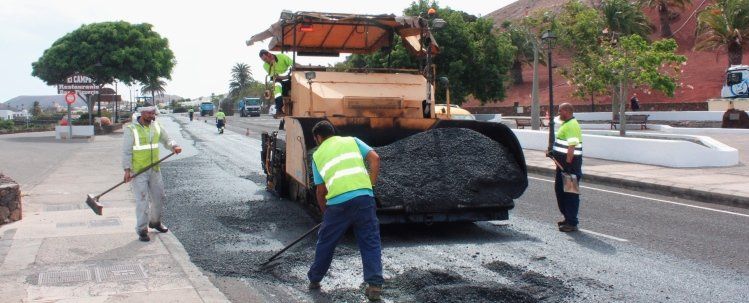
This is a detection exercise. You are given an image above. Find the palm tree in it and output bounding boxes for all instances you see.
[601,0,653,39]
[140,77,167,106]
[640,0,691,37]
[229,63,253,98]
[695,0,749,66]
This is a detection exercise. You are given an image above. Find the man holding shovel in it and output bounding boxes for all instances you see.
[307,121,383,301]
[123,106,182,242]
[549,103,583,232]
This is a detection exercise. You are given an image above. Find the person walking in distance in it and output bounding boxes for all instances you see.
[215,109,226,134]
[550,103,583,232]
[123,106,182,242]
[188,108,194,121]
[307,121,384,301]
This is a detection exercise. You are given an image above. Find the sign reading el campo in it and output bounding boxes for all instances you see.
[57,74,98,95]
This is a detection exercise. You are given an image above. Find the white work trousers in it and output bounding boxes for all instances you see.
[131,169,166,233]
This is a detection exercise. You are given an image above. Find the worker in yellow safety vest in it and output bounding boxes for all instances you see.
[549,103,583,232]
[123,106,182,242]
[215,110,226,134]
[259,49,293,118]
[306,121,383,301]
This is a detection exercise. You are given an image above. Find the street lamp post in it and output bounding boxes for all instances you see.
[541,30,557,153]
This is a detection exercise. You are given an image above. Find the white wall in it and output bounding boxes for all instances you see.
[513,129,739,167]
[0,110,13,120]
[574,111,724,122]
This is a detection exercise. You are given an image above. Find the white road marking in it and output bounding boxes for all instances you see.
[579,229,629,242]
[528,176,749,218]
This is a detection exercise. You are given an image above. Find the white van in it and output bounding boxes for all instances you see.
[721,65,749,98]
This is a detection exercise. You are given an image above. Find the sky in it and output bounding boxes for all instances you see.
[0,0,514,103]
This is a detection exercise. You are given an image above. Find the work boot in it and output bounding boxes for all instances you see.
[558,224,579,232]
[308,281,321,290]
[557,220,566,227]
[138,230,150,242]
[365,284,382,301]
[149,222,169,233]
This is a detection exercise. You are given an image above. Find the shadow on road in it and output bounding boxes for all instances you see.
[379,221,541,248]
[566,231,617,255]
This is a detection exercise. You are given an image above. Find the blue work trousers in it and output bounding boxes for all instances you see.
[308,195,384,286]
[555,156,583,226]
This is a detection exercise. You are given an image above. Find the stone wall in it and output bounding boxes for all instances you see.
[0,174,22,225]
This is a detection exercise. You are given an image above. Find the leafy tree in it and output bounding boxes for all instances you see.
[31,101,42,118]
[31,21,175,123]
[600,0,652,39]
[343,1,516,104]
[502,21,537,85]
[141,77,167,106]
[556,1,608,110]
[695,0,749,66]
[598,35,685,135]
[640,0,691,37]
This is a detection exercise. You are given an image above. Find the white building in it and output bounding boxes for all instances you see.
[0,110,13,120]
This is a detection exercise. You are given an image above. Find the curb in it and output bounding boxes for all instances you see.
[159,231,230,302]
[526,165,749,209]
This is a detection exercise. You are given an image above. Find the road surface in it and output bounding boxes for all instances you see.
[158,113,749,302]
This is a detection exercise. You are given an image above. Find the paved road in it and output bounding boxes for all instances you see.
[157,114,748,302]
[189,112,281,137]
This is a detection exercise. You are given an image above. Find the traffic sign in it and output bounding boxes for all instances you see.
[65,91,77,105]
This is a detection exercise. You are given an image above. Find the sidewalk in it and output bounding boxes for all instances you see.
[0,131,229,302]
[524,149,749,208]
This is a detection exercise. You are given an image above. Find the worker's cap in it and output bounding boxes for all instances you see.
[138,106,157,113]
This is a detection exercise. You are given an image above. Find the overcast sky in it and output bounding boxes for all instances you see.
[0,0,514,103]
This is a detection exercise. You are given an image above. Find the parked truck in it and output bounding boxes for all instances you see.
[239,97,262,117]
[248,11,527,224]
[200,102,215,116]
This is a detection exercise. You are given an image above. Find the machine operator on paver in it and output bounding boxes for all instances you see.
[247,11,528,224]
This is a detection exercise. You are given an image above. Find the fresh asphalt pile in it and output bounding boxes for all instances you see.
[374,127,525,211]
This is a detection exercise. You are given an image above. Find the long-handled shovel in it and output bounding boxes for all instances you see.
[259,222,322,269]
[85,152,176,215]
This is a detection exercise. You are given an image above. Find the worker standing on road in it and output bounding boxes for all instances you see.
[259,49,293,118]
[307,121,383,301]
[550,103,583,232]
[188,108,194,121]
[123,106,182,242]
[215,110,226,134]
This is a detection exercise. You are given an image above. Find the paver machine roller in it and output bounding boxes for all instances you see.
[248,11,528,224]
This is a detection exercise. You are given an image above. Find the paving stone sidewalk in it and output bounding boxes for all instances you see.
[0,131,229,303]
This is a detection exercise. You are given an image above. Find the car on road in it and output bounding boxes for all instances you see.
[435,104,475,120]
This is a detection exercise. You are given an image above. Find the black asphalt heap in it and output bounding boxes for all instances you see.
[374,128,525,212]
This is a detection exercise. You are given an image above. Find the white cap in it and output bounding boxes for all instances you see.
[138,106,156,113]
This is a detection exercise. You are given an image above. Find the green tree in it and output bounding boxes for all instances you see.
[344,1,516,104]
[695,0,749,66]
[601,0,652,39]
[141,77,167,106]
[556,1,608,110]
[599,35,686,135]
[31,101,42,118]
[31,21,175,123]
